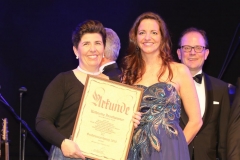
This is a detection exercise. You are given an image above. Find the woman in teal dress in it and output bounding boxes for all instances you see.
[122,12,203,160]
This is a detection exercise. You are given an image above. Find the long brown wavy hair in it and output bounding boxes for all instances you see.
[121,12,174,85]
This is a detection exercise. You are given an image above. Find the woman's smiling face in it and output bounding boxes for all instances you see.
[74,33,104,70]
[137,19,161,56]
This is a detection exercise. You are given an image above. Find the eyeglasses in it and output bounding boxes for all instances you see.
[180,45,206,53]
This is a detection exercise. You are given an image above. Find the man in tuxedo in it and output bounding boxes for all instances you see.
[177,27,230,160]
[227,77,240,160]
[100,28,121,81]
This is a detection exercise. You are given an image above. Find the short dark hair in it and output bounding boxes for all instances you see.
[178,27,209,48]
[72,20,106,48]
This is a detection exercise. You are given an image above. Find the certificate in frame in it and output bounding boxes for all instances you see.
[72,75,143,160]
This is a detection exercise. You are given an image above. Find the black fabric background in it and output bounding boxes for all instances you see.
[0,1,240,159]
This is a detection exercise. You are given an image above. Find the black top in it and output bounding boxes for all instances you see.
[35,71,118,148]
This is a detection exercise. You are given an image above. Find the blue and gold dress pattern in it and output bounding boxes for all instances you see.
[128,82,190,160]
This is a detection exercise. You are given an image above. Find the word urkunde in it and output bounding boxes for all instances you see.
[92,91,130,115]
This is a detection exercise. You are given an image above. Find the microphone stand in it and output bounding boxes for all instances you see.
[22,129,27,160]
[19,87,27,160]
[0,87,49,158]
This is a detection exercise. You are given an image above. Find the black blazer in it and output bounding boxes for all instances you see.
[227,77,240,160]
[180,73,230,160]
[102,62,122,82]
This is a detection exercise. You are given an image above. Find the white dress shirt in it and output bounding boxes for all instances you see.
[194,70,206,118]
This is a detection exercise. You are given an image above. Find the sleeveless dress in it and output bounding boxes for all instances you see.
[128,82,190,160]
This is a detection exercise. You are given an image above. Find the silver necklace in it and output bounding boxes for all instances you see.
[77,66,101,75]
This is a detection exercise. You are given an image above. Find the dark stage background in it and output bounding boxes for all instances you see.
[0,1,240,159]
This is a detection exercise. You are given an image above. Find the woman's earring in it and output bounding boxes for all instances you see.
[103,54,105,58]
[136,46,140,51]
[76,55,79,59]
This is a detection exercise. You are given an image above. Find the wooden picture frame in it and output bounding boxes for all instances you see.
[72,75,143,160]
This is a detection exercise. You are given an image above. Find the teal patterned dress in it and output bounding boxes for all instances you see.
[128,83,190,160]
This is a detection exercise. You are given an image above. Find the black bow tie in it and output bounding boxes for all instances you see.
[193,73,203,84]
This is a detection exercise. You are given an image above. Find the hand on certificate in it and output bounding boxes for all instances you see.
[61,139,85,159]
[133,111,142,128]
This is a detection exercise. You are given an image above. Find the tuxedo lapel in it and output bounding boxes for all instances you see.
[102,63,118,74]
[199,73,214,132]
[180,73,214,127]
[229,77,240,126]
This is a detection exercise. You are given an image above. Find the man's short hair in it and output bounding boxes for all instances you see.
[104,28,121,61]
[178,27,209,48]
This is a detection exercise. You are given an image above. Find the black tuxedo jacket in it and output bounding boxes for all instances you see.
[180,73,230,160]
[102,62,122,82]
[227,77,240,160]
